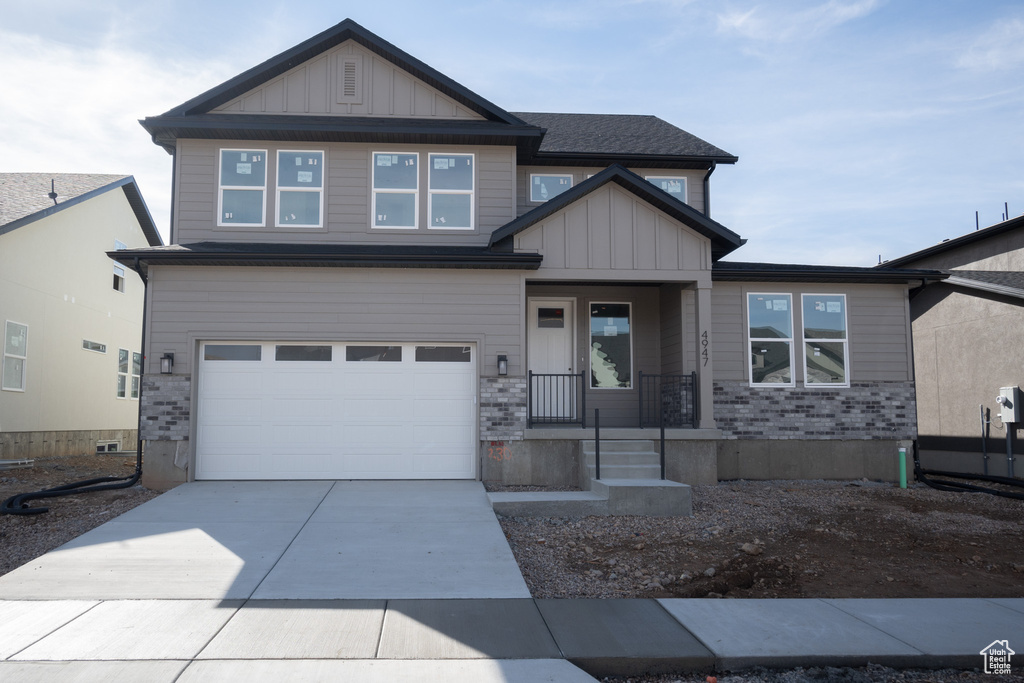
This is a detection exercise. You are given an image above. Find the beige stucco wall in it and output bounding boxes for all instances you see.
[0,189,148,433]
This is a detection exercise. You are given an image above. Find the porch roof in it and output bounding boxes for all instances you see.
[713,261,947,284]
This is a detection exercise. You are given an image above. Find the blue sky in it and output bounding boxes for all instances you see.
[1,0,1021,265]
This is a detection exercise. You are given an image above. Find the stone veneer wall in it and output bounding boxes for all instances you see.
[714,380,916,440]
[140,375,191,442]
[479,376,528,441]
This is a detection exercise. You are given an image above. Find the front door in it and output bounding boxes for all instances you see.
[527,298,576,420]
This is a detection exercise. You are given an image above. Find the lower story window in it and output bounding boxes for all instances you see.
[590,302,631,388]
[2,321,28,392]
[118,349,141,399]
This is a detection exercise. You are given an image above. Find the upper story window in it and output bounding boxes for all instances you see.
[646,176,687,203]
[2,321,28,392]
[429,154,474,230]
[530,174,572,203]
[748,293,794,386]
[277,151,324,227]
[117,349,142,399]
[113,240,127,292]
[219,149,267,226]
[372,152,418,229]
[802,294,848,386]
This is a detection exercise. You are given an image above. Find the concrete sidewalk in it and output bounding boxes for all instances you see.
[0,482,1021,680]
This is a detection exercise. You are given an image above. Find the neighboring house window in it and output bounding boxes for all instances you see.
[372,152,418,228]
[82,340,107,353]
[748,293,794,386]
[113,264,126,292]
[530,174,572,202]
[2,321,28,392]
[277,151,324,227]
[590,303,632,389]
[803,294,848,386]
[219,149,267,226]
[646,176,687,203]
[117,349,142,399]
[428,153,474,229]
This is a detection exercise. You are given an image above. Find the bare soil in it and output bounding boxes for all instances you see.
[0,454,159,576]
[496,479,1024,600]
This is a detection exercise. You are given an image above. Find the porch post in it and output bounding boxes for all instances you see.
[695,283,716,429]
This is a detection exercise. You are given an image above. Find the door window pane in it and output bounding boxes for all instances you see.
[204,345,262,361]
[275,345,332,361]
[346,346,402,362]
[415,346,471,362]
[538,308,564,328]
[590,303,631,388]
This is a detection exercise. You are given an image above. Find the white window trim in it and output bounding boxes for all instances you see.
[801,293,850,388]
[2,320,28,392]
[113,263,126,293]
[427,153,475,231]
[218,148,268,227]
[747,292,796,388]
[529,173,573,203]
[275,150,325,228]
[645,175,688,204]
[589,301,633,390]
[372,151,419,230]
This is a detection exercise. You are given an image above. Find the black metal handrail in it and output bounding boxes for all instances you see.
[639,371,698,429]
[528,371,585,428]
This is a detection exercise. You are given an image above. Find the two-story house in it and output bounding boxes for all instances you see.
[117,19,939,490]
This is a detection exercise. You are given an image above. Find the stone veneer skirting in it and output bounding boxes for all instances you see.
[140,375,191,442]
[713,380,916,440]
[479,377,528,442]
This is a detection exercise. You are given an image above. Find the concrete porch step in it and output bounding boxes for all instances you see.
[488,478,691,518]
[585,463,662,480]
[581,440,655,454]
[487,490,608,517]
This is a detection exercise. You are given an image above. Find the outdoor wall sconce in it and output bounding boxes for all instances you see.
[160,353,174,374]
[497,354,508,376]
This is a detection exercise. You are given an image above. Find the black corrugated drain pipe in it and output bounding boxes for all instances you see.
[1,258,148,515]
[913,440,1024,501]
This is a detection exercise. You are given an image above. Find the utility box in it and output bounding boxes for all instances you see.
[996,386,1022,423]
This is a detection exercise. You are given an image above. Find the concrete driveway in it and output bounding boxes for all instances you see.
[0,480,531,600]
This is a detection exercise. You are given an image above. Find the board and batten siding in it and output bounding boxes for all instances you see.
[516,167,706,218]
[514,184,712,281]
[211,39,484,120]
[145,266,524,377]
[174,140,515,246]
[710,282,914,383]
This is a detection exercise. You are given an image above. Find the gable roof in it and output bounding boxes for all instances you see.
[0,173,162,246]
[489,164,744,260]
[882,213,1024,268]
[512,112,737,167]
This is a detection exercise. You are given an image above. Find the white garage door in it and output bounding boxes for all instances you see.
[196,342,476,480]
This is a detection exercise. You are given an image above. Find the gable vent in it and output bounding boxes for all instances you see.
[336,54,363,105]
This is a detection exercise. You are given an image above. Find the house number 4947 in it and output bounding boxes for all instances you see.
[701,330,709,366]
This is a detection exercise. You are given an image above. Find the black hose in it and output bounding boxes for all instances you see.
[914,443,1024,501]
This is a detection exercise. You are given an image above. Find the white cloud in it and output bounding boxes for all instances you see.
[0,30,236,243]
[957,17,1024,71]
[717,0,883,42]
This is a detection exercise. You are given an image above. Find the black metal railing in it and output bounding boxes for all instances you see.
[639,371,699,429]
[527,371,586,428]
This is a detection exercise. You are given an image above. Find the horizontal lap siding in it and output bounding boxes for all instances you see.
[175,140,514,246]
[711,282,912,383]
[148,266,523,376]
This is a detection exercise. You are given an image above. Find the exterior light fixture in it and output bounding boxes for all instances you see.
[497,354,508,376]
[160,353,174,374]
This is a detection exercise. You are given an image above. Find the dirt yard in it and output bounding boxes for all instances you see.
[495,479,1024,600]
[0,455,159,577]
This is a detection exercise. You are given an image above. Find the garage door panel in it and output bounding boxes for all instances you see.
[197,341,476,480]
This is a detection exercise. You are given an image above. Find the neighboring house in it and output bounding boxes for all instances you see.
[0,174,162,459]
[117,19,939,490]
[884,214,1023,477]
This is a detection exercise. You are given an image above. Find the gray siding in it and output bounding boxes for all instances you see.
[146,266,523,377]
[212,40,484,120]
[659,284,682,375]
[516,166,706,217]
[514,184,712,281]
[711,282,913,383]
[174,140,515,246]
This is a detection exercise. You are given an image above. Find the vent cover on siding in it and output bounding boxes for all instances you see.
[336,54,363,104]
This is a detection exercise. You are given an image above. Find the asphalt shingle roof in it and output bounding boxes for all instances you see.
[946,270,1024,297]
[511,112,736,160]
[0,173,128,228]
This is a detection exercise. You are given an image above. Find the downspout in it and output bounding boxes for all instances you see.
[702,161,717,218]
[1,259,148,514]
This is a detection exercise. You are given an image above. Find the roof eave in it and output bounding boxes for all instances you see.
[524,151,739,168]
[881,213,1024,267]
[713,264,948,284]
